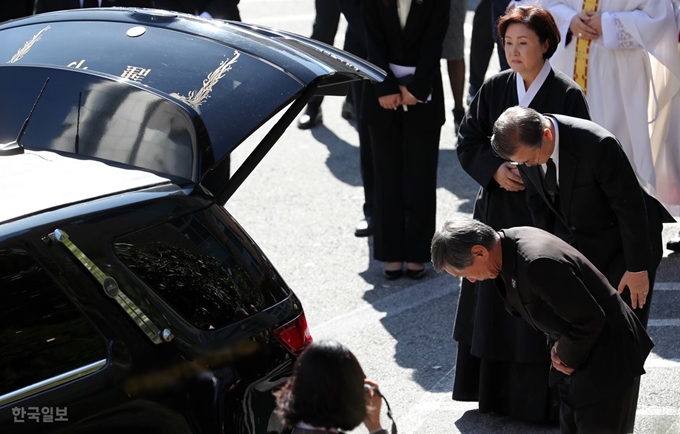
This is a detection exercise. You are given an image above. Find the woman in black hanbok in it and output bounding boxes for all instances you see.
[454,5,590,422]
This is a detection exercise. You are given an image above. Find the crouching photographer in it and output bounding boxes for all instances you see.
[274,340,396,434]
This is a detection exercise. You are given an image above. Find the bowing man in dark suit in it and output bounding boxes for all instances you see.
[431,218,654,434]
[490,106,675,329]
[34,0,153,13]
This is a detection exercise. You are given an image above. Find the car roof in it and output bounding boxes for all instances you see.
[0,8,385,205]
[0,150,173,225]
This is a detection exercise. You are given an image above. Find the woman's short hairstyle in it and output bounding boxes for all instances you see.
[431,217,498,272]
[275,340,367,431]
[497,5,561,59]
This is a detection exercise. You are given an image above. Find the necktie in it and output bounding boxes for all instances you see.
[544,158,558,202]
[83,0,99,8]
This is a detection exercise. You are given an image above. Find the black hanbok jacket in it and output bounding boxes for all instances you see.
[361,0,449,127]
[498,227,653,407]
[520,115,675,324]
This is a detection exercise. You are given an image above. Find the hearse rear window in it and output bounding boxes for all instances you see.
[114,208,289,330]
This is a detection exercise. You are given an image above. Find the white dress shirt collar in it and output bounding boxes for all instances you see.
[541,115,560,185]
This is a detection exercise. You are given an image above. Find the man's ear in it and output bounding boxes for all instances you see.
[544,127,553,142]
[471,245,487,258]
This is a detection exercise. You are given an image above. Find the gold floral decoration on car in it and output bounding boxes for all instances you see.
[170,50,240,108]
[7,25,52,64]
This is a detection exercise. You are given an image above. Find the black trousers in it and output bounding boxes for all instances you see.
[350,81,374,219]
[491,0,510,71]
[369,110,440,263]
[306,0,341,112]
[558,376,636,434]
[468,0,494,96]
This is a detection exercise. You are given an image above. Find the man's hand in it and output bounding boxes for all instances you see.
[398,85,418,105]
[363,380,383,432]
[551,341,575,376]
[378,93,402,110]
[493,163,525,192]
[618,270,650,309]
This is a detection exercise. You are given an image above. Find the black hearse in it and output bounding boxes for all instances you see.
[0,8,383,433]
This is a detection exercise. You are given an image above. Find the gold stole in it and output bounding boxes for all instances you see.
[573,0,600,94]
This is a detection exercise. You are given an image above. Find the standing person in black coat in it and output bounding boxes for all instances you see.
[296,0,342,129]
[151,0,241,20]
[363,0,449,280]
[338,0,375,238]
[34,0,153,12]
[1,1,33,21]
[431,218,654,434]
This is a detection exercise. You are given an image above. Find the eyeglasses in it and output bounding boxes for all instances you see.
[500,143,543,167]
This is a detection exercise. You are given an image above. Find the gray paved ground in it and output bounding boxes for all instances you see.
[228,1,680,432]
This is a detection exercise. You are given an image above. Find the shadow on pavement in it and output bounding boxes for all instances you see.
[454,409,559,433]
[437,148,478,214]
[310,123,363,187]
[358,241,460,398]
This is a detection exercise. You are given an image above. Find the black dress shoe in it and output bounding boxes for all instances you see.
[354,217,373,237]
[383,268,403,280]
[668,235,680,252]
[297,107,322,130]
[406,268,426,280]
[341,100,356,121]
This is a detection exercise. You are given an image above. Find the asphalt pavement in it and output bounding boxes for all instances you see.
[227,1,680,433]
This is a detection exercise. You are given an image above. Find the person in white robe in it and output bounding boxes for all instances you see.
[652,0,680,250]
[541,0,680,196]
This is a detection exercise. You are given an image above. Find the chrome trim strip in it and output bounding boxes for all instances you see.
[50,229,164,344]
[0,359,106,406]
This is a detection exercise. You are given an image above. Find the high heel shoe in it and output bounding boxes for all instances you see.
[406,268,426,280]
[383,268,403,280]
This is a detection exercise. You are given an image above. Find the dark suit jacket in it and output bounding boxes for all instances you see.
[521,115,674,290]
[362,0,449,126]
[34,0,153,13]
[498,227,653,407]
[151,0,240,20]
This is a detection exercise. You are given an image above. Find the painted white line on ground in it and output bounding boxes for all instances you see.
[412,400,478,412]
[654,282,680,290]
[645,358,680,368]
[636,406,680,416]
[313,275,457,335]
[400,365,458,432]
[648,319,680,327]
